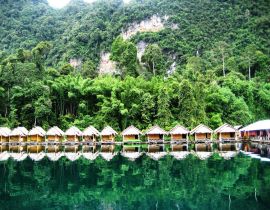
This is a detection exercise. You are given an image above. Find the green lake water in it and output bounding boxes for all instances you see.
[0,150,270,210]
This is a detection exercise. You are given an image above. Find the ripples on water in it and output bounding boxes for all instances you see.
[0,142,270,210]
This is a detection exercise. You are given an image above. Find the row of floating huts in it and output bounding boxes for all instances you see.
[0,120,269,143]
[0,123,241,143]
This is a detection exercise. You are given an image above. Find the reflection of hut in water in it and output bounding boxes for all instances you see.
[171,143,188,152]
[100,145,116,161]
[122,145,141,152]
[169,125,189,142]
[82,145,97,153]
[190,124,213,141]
[215,123,238,141]
[121,125,142,143]
[195,143,212,152]
[219,143,236,151]
[145,125,167,143]
[28,126,46,142]
[101,145,115,153]
[64,145,79,152]
[0,127,11,143]
[65,126,82,142]
[9,145,27,153]
[47,145,60,153]
[100,126,118,142]
[46,126,64,142]
[9,127,28,142]
[27,145,44,153]
[148,144,164,153]
[82,126,99,142]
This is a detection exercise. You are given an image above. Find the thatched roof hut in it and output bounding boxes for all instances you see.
[169,125,189,141]
[0,127,11,137]
[65,126,82,141]
[28,126,46,136]
[65,126,82,136]
[215,123,238,140]
[145,125,167,142]
[10,127,28,136]
[82,126,100,142]
[47,126,64,136]
[100,126,118,136]
[121,125,142,142]
[190,124,213,141]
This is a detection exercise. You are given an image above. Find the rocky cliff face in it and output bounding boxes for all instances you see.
[99,15,166,75]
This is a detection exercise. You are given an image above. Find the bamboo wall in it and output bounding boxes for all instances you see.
[47,135,62,141]
[9,136,27,142]
[0,136,8,142]
[102,135,115,141]
[147,134,163,140]
[123,135,138,141]
[28,135,45,142]
[66,135,80,141]
[219,132,236,140]
[195,133,211,140]
[83,135,96,141]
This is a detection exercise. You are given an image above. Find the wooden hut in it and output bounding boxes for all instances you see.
[82,126,99,142]
[28,126,46,142]
[100,126,118,142]
[0,127,11,143]
[65,126,82,142]
[9,127,28,142]
[240,119,270,141]
[190,124,213,141]
[145,125,167,143]
[121,125,142,143]
[46,126,64,142]
[215,123,238,141]
[169,125,189,142]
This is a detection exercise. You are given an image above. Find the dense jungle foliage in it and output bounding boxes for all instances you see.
[0,0,269,131]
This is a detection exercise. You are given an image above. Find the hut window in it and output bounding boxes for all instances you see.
[230,133,234,138]
[159,134,163,139]
[182,134,187,139]
[135,135,138,139]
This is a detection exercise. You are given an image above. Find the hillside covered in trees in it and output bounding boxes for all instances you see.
[0,0,269,131]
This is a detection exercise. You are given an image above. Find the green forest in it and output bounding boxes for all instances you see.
[0,0,269,131]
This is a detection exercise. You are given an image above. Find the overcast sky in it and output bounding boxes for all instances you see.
[47,0,131,9]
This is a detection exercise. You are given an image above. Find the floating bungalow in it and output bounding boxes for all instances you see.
[46,126,64,142]
[121,125,142,143]
[169,125,189,142]
[82,126,99,142]
[0,127,11,143]
[145,125,167,143]
[100,126,118,142]
[215,123,238,141]
[190,124,213,141]
[9,127,28,142]
[28,126,46,142]
[65,126,82,142]
[240,119,270,141]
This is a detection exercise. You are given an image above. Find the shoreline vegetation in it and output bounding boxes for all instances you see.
[0,0,269,132]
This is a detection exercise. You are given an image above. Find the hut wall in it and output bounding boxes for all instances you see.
[27,145,43,153]
[28,135,44,142]
[66,135,79,141]
[47,145,60,152]
[10,136,26,142]
[220,132,236,140]
[147,134,162,140]
[0,136,8,142]
[123,135,138,141]
[171,134,187,140]
[195,133,211,140]
[83,135,95,141]
[102,135,114,141]
[47,135,62,141]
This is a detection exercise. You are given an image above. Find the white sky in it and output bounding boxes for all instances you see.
[47,0,131,9]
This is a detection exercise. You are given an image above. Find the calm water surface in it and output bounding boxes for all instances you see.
[0,143,270,210]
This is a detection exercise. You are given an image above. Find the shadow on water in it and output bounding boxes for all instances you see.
[0,142,270,210]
